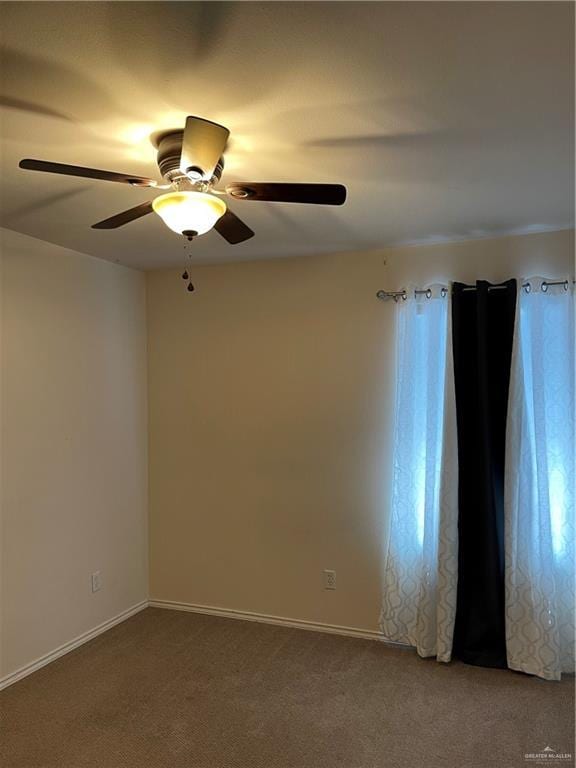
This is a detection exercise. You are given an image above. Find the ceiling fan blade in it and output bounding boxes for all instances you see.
[225,183,347,205]
[180,117,229,181]
[91,201,155,229]
[214,209,255,244]
[19,159,158,187]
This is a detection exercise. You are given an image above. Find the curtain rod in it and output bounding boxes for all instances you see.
[376,279,575,302]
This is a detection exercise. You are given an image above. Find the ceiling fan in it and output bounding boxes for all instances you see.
[18,115,347,246]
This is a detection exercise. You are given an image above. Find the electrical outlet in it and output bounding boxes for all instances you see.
[91,571,102,593]
[323,569,336,590]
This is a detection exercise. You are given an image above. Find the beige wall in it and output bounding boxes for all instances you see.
[1,227,571,680]
[148,229,574,632]
[0,229,148,679]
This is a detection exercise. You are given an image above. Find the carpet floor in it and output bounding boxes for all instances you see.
[0,607,574,768]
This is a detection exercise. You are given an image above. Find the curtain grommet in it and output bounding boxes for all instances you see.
[541,281,548,293]
[524,282,531,294]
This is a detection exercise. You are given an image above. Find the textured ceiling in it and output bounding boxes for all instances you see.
[0,1,573,269]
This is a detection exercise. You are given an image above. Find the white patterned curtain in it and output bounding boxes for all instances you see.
[380,285,458,661]
[505,278,575,680]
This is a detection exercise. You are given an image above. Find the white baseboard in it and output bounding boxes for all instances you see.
[0,599,405,691]
[0,600,148,692]
[148,598,396,645]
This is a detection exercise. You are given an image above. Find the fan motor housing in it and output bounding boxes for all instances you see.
[155,130,223,185]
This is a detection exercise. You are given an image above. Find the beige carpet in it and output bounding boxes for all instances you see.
[0,607,573,768]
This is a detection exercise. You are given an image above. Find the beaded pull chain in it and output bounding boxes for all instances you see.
[181,231,196,293]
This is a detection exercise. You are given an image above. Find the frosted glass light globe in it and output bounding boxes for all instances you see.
[152,191,226,235]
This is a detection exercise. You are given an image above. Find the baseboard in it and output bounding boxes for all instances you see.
[148,598,397,645]
[0,599,405,691]
[0,599,148,692]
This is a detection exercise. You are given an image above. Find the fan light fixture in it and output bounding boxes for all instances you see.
[152,191,227,236]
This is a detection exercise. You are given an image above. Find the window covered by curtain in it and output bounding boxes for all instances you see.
[451,280,517,669]
[505,278,575,680]
[380,285,458,661]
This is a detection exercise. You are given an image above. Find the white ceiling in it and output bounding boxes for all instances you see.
[0,1,573,270]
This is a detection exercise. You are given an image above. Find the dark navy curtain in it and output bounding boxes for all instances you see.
[451,279,517,668]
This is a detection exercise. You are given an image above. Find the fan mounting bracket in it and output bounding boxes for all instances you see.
[128,179,155,187]
[228,186,256,199]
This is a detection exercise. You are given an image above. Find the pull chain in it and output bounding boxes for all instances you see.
[181,232,196,293]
